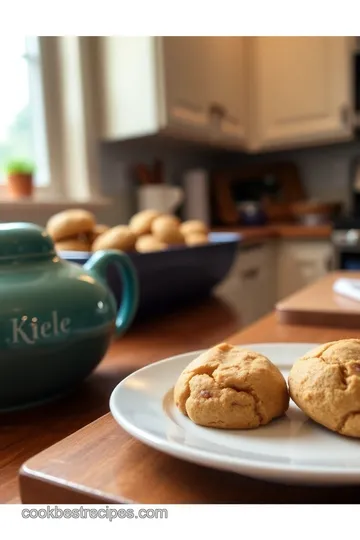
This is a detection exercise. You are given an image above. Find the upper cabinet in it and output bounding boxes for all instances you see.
[160,37,213,139]
[93,36,247,147]
[247,37,354,151]
[92,36,355,152]
[206,37,247,146]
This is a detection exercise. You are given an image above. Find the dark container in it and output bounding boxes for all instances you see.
[60,232,240,321]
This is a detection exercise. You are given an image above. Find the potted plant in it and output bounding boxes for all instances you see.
[5,159,35,199]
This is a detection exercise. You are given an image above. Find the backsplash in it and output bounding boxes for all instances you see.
[99,138,360,223]
[216,140,360,213]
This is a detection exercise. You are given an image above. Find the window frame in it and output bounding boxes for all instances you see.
[0,36,54,199]
[0,36,105,205]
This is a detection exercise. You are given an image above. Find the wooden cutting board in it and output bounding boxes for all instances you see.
[19,313,360,504]
[276,271,360,327]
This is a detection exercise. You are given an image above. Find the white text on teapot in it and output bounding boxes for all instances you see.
[11,311,71,345]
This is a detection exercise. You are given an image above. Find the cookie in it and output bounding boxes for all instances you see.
[47,209,96,242]
[91,224,110,242]
[180,220,209,236]
[174,342,289,429]
[135,234,167,253]
[151,215,184,245]
[289,339,360,438]
[92,225,136,252]
[185,232,209,246]
[129,209,162,236]
[55,238,91,252]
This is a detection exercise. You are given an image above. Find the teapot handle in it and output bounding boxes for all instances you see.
[84,250,139,336]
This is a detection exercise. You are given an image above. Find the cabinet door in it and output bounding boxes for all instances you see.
[236,245,275,325]
[277,240,333,300]
[250,37,353,150]
[161,37,212,137]
[207,37,247,145]
[214,244,275,327]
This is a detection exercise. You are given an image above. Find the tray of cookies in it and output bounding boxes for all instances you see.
[45,209,241,320]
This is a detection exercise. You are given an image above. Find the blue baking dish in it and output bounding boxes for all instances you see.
[59,232,241,321]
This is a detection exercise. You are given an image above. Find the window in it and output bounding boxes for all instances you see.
[0,36,105,209]
[0,36,49,188]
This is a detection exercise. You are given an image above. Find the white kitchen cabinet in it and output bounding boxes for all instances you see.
[161,37,213,138]
[92,37,247,146]
[247,37,353,151]
[276,240,333,301]
[205,37,247,146]
[215,239,333,326]
[92,36,354,151]
[214,243,276,327]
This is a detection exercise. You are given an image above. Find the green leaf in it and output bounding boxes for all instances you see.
[5,159,35,175]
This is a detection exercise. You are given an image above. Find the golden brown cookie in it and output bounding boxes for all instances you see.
[151,215,184,245]
[185,232,209,246]
[47,209,96,242]
[289,339,360,438]
[129,209,162,236]
[92,225,136,252]
[91,224,110,242]
[174,342,289,429]
[180,220,209,236]
[55,238,91,252]
[135,234,168,253]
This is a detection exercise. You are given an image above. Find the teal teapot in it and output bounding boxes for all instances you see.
[0,222,139,411]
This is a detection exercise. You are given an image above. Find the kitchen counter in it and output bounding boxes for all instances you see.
[2,269,348,504]
[0,297,241,503]
[212,223,332,244]
[20,308,360,504]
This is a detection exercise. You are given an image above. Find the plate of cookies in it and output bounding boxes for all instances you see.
[110,340,360,485]
[45,209,240,319]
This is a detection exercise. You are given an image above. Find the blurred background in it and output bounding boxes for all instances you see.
[2,36,360,323]
[0,36,359,215]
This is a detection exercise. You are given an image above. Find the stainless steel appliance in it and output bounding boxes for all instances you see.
[332,156,360,270]
[332,217,360,270]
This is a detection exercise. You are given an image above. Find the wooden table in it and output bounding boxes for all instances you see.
[0,297,240,503]
[19,311,360,504]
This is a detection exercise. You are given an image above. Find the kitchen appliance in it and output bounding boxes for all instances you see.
[0,222,139,410]
[353,44,360,135]
[332,156,360,270]
[338,43,360,137]
[332,216,360,270]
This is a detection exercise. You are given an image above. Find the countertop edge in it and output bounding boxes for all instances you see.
[212,224,332,242]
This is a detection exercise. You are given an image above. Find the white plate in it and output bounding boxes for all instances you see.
[109,343,360,485]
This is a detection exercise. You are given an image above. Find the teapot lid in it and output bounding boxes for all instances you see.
[0,222,55,260]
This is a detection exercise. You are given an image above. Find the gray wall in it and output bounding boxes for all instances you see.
[98,138,360,224]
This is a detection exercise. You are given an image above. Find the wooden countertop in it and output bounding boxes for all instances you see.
[19,311,360,504]
[276,271,360,327]
[0,298,241,504]
[212,223,332,244]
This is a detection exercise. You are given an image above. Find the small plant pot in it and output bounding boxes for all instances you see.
[7,173,33,199]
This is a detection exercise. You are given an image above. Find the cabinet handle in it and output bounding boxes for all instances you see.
[339,104,357,128]
[242,268,259,280]
[339,104,350,127]
[209,102,227,118]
